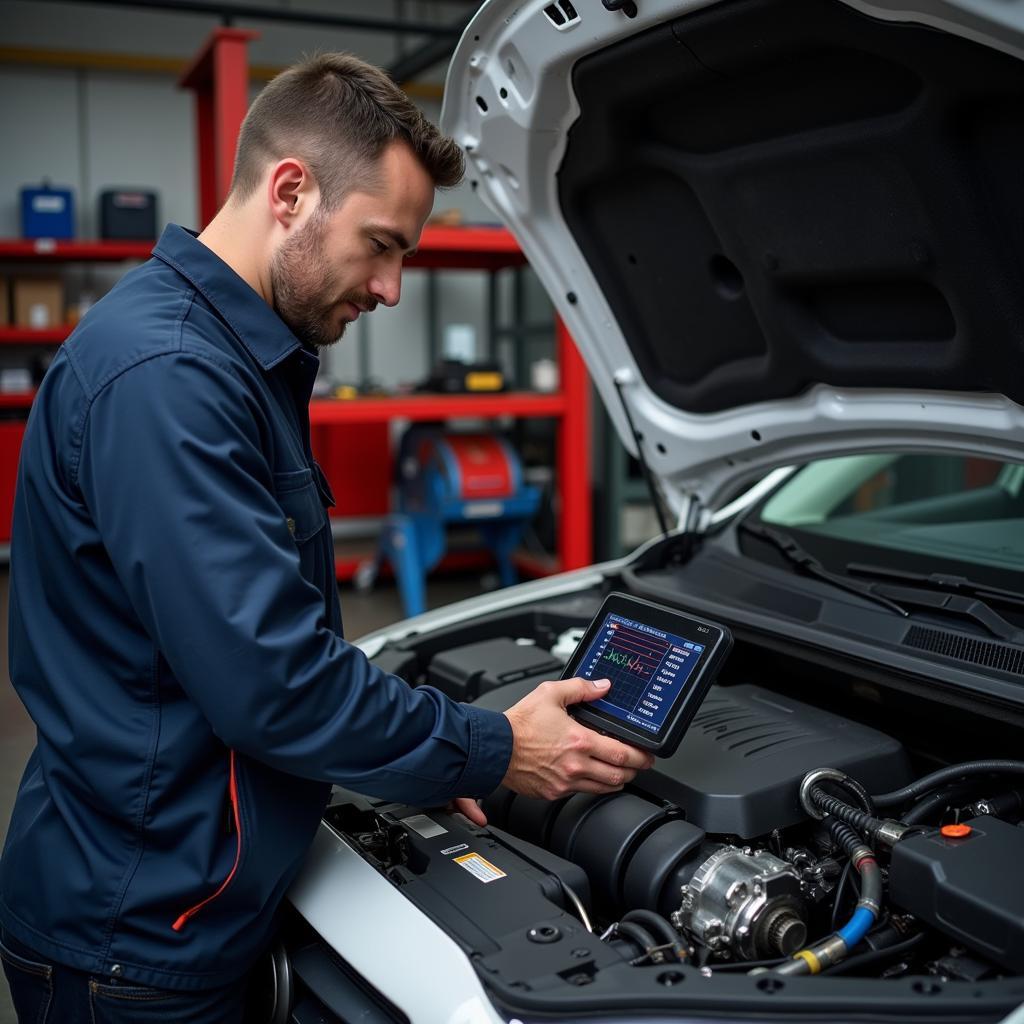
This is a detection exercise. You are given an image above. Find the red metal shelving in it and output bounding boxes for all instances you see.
[0,239,153,262]
[0,327,72,345]
[407,225,528,272]
[0,392,37,409]
[0,27,593,575]
[310,392,566,425]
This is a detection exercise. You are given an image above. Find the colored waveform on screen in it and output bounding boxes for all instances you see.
[603,650,645,669]
[599,622,670,680]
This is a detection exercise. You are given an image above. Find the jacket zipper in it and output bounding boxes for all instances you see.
[171,750,243,932]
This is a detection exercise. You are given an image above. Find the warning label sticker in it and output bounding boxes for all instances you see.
[453,852,507,883]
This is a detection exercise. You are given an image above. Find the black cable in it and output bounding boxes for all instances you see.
[830,859,857,933]
[821,932,925,976]
[827,851,860,933]
[828,776,875,815]
[828,818,868,858]
[621,909,678,948]
[902,780,982,826]
[615,920,659,956]
[811,789,883,837]
[873,761,1024,809]
[966,787,1024,822]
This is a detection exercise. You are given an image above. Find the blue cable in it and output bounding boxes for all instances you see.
[837,906,875,949]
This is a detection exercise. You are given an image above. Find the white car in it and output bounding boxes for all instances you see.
[275,1,1024,1021]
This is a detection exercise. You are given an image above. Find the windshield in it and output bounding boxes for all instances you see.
[752,453,1024,585]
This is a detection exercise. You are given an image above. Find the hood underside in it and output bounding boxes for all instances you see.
[442,0,1024,508]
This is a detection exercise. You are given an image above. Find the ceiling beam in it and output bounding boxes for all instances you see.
[36,0,461,37]
[389,13,472,83]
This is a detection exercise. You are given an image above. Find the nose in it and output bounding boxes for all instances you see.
[369,265,402,308]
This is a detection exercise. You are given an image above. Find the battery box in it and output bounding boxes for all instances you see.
[428,637,562,701]
[889,815,1024,973]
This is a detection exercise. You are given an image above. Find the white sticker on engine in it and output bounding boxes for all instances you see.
[453,852,506,883]
[399,814,447,839]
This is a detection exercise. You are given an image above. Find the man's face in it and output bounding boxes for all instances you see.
[270,141,435,349]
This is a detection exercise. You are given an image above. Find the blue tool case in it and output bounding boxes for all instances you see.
[20,184,75,239]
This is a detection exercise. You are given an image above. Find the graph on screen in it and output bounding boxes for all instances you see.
[580,613,704,734]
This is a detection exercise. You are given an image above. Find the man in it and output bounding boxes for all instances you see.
[0,54,651,1022]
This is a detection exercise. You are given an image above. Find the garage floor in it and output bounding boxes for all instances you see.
[0,569,483,1023]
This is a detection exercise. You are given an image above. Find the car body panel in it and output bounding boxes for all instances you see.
[440,0,1024,512]
[290,823,505,1024]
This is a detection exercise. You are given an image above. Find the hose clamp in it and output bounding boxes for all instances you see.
[875,819,909,848]
[799,768,849,820]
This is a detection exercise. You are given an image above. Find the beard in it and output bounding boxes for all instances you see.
[269,214,374,350]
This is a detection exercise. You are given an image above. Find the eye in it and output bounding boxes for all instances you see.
[370,237,388,255]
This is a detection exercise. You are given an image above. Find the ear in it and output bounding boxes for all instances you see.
[267,158,317,229]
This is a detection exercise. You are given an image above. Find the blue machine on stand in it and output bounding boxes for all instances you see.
[368,426,541,617]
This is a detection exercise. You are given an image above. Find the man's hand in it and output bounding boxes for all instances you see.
[501,677,655,801]
[449,797,487,826]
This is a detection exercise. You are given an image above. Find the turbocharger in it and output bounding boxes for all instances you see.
[671,846,808,960]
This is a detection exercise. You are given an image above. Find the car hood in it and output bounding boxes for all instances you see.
[441,0,1024,511]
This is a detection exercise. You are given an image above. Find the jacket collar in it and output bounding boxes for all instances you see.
[152,224,302,371]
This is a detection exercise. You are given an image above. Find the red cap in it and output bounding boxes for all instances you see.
[940,823,972,838]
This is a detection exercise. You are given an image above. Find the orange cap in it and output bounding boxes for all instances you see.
[940,823,972,838]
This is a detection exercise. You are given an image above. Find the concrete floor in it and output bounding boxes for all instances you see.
[0,570,482,1022]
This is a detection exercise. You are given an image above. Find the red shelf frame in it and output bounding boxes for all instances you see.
[0,240,153,262]
[0,327,72,345]
[178,28,260,228]
[0,392,37,409]
[310,392,566,425]
[406,226,528,272]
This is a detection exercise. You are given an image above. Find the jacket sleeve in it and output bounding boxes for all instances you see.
[74,349,513,805]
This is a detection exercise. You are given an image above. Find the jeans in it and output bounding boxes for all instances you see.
[0,929,250,1024]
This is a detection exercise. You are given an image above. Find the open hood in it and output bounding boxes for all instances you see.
[441,0,1024,512]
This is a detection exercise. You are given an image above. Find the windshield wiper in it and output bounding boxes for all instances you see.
[846,563,1024,643]
[738,522,909,617]
[846,563,1024,610]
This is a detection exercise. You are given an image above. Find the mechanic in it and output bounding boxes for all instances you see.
[0,54,653,1023]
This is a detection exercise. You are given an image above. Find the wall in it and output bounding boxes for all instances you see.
[0,0,526,388]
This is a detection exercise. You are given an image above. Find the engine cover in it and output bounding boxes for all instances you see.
[476,681,911,839]
[638,684,911,837]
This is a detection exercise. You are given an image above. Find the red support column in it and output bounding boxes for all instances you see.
[179,28,259,228]
[556,315,592,570]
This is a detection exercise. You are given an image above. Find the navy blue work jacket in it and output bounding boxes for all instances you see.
[0,224,513,990]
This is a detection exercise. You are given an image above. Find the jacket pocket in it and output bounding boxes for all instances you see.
[274,468,327,544]
[171,750,243,932]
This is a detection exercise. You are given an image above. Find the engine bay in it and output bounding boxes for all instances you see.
[319,587,1024,1017]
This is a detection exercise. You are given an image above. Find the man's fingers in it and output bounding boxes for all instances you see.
[549,676,612,708]
[583,730,655,772]
[562,776,629,796]
[451,797,487,827]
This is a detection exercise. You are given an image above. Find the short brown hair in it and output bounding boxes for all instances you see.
[229,53,464,207]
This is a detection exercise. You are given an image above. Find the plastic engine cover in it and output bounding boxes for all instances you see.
[640,684,911,837]
[476,682,911,839]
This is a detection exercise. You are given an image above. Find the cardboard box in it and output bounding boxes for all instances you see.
[0,276,9,326]
[13,278,64,329]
